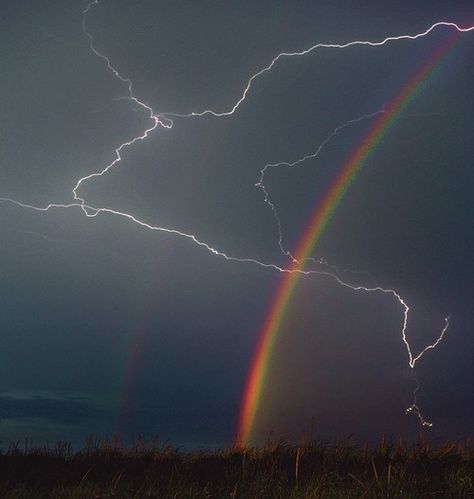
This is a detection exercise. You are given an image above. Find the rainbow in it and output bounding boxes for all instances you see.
[235,31,459,446]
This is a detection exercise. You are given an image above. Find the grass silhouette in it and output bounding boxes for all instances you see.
[0,436,472,498]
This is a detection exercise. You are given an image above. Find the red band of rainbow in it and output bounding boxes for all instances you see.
[235,31,458,447]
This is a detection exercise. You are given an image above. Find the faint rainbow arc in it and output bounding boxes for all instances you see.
[235,32,459,447]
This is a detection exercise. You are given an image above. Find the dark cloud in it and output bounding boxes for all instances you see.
[0,396,98,425]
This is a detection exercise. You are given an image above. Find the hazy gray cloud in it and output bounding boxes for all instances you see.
[0,396,98,425]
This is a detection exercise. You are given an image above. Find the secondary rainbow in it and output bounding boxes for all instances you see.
[235,31,458,446]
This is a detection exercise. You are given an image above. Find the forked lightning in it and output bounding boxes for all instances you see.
[2,0,470,427]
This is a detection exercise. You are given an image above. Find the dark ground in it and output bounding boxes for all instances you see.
[0,437,472,498]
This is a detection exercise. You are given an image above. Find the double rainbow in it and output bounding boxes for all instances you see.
[235,31,459,446]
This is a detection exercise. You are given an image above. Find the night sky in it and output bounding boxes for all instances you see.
[1,0,473,448]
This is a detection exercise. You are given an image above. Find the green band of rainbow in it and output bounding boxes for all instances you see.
[235,31,458,447]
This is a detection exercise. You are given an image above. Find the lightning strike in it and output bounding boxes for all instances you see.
[165,22,474,119]
[255,108,386,261]
[406,376,434,427]
[74,1,173,217]
[2,1,467,432]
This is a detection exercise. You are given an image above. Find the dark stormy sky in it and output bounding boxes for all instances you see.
[1,1,473,448]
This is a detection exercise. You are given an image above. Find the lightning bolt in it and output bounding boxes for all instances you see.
[406,378,432,426]
[73,0,173,217]
[403,315,450,427]
[255,108,386,262]
[165,22,474,119]
[2,1,468,429]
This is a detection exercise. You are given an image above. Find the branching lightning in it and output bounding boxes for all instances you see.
[165,22,474,119]
[404,316,450,427]
[2,0,470,429]
[255,108,386,262]
[74,0,173,217]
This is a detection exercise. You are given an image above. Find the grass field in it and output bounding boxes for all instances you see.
[0,437,472,498]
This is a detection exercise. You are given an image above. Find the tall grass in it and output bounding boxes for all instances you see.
[0,436,472,498]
